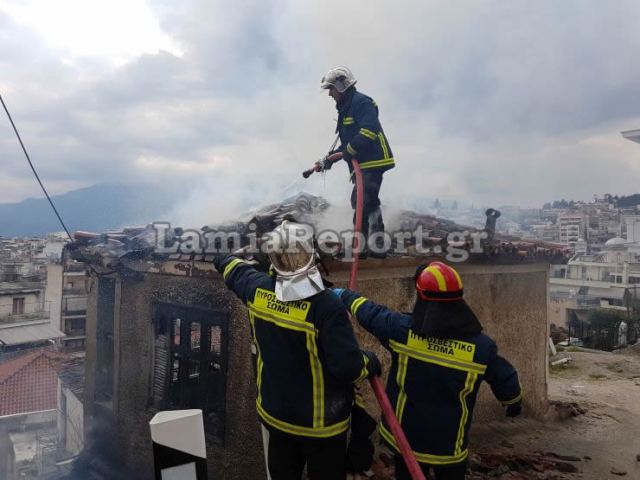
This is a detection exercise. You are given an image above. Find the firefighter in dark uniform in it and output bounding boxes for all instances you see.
[320,66,395,258]
[213,221,381,480]
[333,261,523,480]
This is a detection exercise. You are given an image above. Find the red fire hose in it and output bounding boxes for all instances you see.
[303,154,425,480]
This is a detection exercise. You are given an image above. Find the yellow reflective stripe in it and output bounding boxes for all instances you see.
[501,384,523,405]
[249,313,264,404]
[306,332,325,428]
[356,353,369,382]
[343,117,355,125]
[350,297,367,316]
[379,425,469,465]
[248,302,316,334]
[359,128,377,140]
[354,391,366,408]
[346,144,358,155]
[256,402,350,438]
[378,133,390,159]
[359,158,395,169]
[455,372,476,454]
[395,353,409,421]
[222,258,245,279]
[389,340,487,375]
[426,266,448,291]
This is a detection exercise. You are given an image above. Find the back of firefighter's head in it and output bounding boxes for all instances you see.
[414,262,464,302]
[411,261,483,338]
[321,66,356,102]
[265,221,324,302]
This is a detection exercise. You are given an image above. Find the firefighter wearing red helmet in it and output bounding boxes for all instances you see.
[333,262,522,480]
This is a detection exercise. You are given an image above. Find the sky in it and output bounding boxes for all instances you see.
[2,0,640,226]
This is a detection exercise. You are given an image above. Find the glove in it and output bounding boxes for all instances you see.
[363,351,381,378]
[321,157,333,170]
[333,287,345,298]
[212,253,226,271]
[506,401,522,418]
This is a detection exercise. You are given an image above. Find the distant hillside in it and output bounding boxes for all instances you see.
[0,184,177,237]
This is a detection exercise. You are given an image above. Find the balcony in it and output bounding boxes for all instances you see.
[64,263,87,273]
[62,297,87,317]
[0,301,51,323]
[63,287,87,296]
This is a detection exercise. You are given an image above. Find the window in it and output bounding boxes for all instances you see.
[12,297,25,315]
[153,303,228,444]
[65,317,85,334]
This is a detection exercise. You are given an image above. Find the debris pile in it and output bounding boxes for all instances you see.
[67,192,570,270]
[467,449,581,479]
[366,449,582,479]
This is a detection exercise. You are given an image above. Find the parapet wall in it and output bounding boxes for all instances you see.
[328,258,550,422]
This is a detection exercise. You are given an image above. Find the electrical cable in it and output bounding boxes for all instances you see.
[1,94,113,278]
[0,94,73,241]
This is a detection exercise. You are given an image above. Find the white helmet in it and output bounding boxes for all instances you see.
[264,221,325,301]
[320,66,357,93]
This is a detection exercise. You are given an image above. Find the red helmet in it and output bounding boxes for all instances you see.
[415,261,464,302]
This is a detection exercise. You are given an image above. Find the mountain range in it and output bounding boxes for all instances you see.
[0,184,177,237]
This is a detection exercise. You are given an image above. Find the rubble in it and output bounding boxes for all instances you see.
[610,467,627,476]
[468,449,580,478]
[67,193,571,271]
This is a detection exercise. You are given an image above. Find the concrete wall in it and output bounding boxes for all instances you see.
[57,384,84,456]
[328,258,550,421]
[45,264,63,332]
[549,297,575,328]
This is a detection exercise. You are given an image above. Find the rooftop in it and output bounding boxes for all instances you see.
[67,193,570,272]
[622,128,640,144]
[0,349,65,416]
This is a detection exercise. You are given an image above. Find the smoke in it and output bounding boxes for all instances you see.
[5,0,640,209]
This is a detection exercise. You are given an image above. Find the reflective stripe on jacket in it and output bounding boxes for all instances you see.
[340,290,522,465]
[336,88,395,174]
[214,255,374,438]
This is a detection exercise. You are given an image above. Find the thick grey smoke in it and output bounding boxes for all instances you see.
[2,0,640,213]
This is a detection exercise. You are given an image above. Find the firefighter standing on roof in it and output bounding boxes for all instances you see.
[213,221,381,480]
[333,262,523,480]
[320,66,395,258]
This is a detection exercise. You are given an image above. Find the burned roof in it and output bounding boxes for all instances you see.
[67,192,570,270]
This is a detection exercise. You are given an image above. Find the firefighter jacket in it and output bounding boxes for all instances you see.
[214,255,375,438]
[338,290,522,466]
[336,87,395,175]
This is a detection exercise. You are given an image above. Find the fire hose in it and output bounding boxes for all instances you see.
[303,153,426,480]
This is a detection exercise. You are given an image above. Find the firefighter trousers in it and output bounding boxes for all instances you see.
[266,429,347,480]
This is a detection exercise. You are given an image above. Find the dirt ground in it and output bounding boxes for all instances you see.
[468,343,640,479]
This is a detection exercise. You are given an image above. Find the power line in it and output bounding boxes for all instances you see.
[0,94,73,241]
